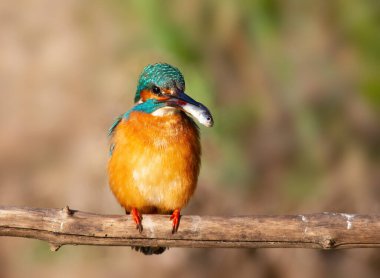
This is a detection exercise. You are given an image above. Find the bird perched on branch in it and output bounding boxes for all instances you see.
[108,63,213,255]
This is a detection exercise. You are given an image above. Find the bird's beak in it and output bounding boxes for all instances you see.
[166,91,214,127]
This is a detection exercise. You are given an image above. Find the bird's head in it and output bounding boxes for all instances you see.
[134,63,213,127]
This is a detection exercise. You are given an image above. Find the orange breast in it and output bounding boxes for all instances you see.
[108,111,200,214]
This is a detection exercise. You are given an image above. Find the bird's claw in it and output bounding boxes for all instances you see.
[170,209,181,234]
[131,208,143,233]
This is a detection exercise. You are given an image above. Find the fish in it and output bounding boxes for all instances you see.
[181,101,214,127]
[167,94,214,127]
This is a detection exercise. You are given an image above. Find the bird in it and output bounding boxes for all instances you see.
[107,63,213,255]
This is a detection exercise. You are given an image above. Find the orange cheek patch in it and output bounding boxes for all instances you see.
[140,90,154,101]
[140,89,171,101]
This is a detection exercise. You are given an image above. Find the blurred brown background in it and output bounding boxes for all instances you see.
[0,0,379,277]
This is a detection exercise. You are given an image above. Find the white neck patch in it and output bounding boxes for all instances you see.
[152,107,179,117]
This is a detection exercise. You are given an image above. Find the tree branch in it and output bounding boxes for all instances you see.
[1,206,380,251]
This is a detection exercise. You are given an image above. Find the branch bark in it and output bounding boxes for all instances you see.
[1,206,380,251]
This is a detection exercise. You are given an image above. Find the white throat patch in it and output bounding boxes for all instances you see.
[152,107,179,117]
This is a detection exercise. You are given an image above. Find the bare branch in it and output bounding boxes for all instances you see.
[1,206,380,250]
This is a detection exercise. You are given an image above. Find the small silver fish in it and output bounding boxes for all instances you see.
[181,101,214,127]
[167,94,214,127]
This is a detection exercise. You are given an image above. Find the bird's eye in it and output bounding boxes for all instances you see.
[152,86,161,95]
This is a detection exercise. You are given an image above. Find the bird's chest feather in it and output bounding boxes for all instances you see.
[108,111,200,212]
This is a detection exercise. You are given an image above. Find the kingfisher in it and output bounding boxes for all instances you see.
[107,63,213,255]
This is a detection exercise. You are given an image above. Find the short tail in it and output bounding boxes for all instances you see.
[132,246,166,255]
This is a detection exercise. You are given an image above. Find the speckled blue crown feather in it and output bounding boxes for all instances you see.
[134,63,185,103]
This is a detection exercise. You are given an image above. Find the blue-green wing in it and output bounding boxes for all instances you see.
[108,115,123,137]
[108,115,123,156]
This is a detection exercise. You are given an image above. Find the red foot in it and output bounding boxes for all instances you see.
[131,208,143,233]
[170,209,181,234]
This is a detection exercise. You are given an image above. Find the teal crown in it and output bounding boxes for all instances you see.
[134,63,185,103]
